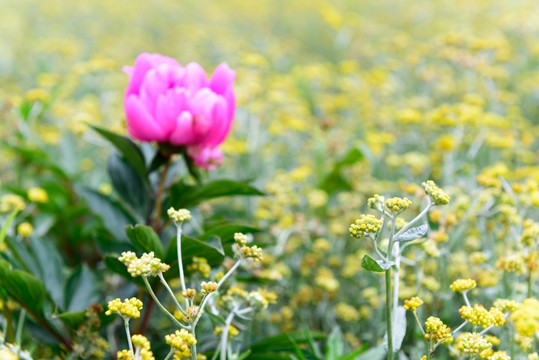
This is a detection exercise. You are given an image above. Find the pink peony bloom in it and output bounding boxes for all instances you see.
[123,53,235,168]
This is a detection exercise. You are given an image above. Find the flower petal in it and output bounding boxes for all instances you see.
[125,95,166,142]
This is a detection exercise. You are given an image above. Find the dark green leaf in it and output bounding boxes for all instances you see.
[108,152,149,216]
[30,237,65,308]
[287,334,307,360]
[56,311,86,329]
[79,188,137,242]
[360,255,385,272]
[90,125,146,178]
[200,224,261,244]
[104,255,144,287]
[0,260,49,317]
[167,179,264,209]
[395,224,429,242]
[320,148,363,195]
[236,350,252,360]
[126,225,165,259]
[65,265,98,312]
[165,235,225,265]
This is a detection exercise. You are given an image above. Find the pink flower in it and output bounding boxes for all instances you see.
[123,53,235,168]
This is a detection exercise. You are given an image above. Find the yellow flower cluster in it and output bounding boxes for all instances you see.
[449,278,477,292]
[165,329,197,359]
[349,214,383,239]
[335,302,360,322]
[367,194,385,211]
[167,207,191,223]
[521,220,539,247]
[488,351,511,360]
[200,281,218,295]
[187,257,211,278]
[385,197,412,214]
[0,194,26,213]
[493,299,519,313]
[239,245,264,262]
[118,251,170,278]
[424,316,452,343]
[181,289,197,299]
[510,298,539,337]
[105,297,143,319]
[458,304,505,328]
[131,335,154,360]
[496,253,526,274]
[422,180,450,206]
[214,325,239,339]
[403,297,423,312]
[455,332,491,357]
[234,232,248,246]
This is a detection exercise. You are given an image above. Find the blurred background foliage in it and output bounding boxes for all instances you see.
[1,0,539,359]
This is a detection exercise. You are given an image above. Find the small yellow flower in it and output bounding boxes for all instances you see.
[403,297,424,311]
[422,180,450,205]
[450,278,477,293]
[27,187,48,203]
[17,222,34,237]
[105,298,143,319]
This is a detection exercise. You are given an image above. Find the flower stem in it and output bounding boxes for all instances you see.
[221,307,238,360]
[153,156,172,231]
[385,269,394,360]
[142,276,189,329]
[176,225,189,309]
[124,318,133,354]
[164,349,175,360]
[15,309,25,344]
[158,272,185,313]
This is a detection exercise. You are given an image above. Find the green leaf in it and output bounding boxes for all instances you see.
[391,307,407,352]
[340,345,368,360]
[167,179,264,209]
[2,144,67,179]
[90,125,146,178]
[205,311,226,325]
[249,331,325,354]
[236,350,252,360]
[165,235,225,265]
[56,310,86,329]
[325,327,344,360]
[30,237,65,308]
[79,188,137,242]
[126,225,165,259]
[104,255,144,287]
[0,259,49,317]
[0,209,19,247]
[355,346,385,360]
[360,255,386,272]
[65,265,98,312]
[199,224,261,244]
[108,152,149,216]
[320,148,363,194]
[395,224,429,242]
[287,334,307,360]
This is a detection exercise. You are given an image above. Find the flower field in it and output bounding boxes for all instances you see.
[1,0,539,359]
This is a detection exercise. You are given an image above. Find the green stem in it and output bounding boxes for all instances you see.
[385,269,394,360]
[3,307,14,343]
[221,308,238,360]
[176,225,189,309]
[191,327,197,360]
[158,272,185,313]
[142,276,189,330]
[124,318,133,354]
[528,272,533,298]
[153,156,172,231]
[15,309,25,344]
[165,349,175,360]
